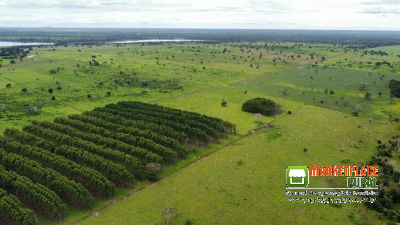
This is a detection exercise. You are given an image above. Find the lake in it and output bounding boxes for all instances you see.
[0,41,54,47]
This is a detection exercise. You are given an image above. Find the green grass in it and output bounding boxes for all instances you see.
[237,67,394,120]
[0,42,399,225]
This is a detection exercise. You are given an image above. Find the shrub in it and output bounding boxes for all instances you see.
[221,99,227,107]
[242,98,278,116]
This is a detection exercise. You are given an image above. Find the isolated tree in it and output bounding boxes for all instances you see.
[5,83,11,88]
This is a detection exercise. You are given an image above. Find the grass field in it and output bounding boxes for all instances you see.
[0,42,399,225]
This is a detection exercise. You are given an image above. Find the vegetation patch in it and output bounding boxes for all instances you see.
[242,98,280,116]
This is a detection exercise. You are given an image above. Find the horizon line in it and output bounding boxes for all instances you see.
[0,27,400,32]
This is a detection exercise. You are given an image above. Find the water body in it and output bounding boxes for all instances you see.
[112,39,205,44]
[0,41,54,47]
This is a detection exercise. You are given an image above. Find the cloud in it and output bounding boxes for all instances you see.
[0,0,399,29]
[361,7,400,14]
[361,0,400,5]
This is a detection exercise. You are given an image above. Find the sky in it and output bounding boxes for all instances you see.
[0,0,400,30]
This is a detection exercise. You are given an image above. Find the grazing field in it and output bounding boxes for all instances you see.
[0,41,399,225]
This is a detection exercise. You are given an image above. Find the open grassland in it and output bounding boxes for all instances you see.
[0,42,399,225]
[238,67,394,120]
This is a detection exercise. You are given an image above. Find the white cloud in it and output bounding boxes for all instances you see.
[0,0,399,29]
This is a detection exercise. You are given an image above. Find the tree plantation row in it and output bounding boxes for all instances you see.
[0,101,235,225]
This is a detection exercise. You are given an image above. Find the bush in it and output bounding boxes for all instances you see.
[242,98,278,116]
[221,99,227,107]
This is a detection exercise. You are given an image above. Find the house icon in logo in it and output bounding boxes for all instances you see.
[286,166,309,188]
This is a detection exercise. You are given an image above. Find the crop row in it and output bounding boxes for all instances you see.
[0,101,235,223]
